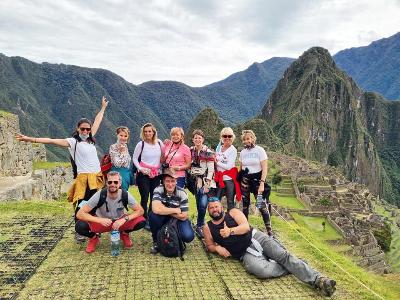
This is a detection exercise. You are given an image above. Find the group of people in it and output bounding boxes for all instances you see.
[16,96,336,296]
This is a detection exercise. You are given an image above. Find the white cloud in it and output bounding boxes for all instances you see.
[0,0,399,86]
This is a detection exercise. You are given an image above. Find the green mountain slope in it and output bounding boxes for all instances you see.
[259,47,400,206]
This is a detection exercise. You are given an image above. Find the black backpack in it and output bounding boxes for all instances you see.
[156,218,186,260]
[90,188,129,215]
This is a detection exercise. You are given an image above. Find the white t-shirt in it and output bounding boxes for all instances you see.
[66,138,101,174]
[239,145,268,174]
[216,145,237,180]
[132,139,164,169]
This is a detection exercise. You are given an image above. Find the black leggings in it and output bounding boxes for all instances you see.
[136,173,160,219]
[240,173,272,230]
[74,188,98,221]
[217,179,236,211]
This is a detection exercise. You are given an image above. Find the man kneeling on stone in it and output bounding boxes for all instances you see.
[149,169,195,254]
[76,171,146,253]
[203,199,337,297]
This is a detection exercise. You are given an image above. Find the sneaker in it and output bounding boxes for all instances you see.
[121,232,133,248]
[75,232,87,243]
[150,243,159,255]
[85,236,100,253]
[316,276,336,297]
[194,226,204,239]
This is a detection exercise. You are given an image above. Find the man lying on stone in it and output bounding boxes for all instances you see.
[76,171,146,253]
[203,199,337,297]
[149,169,195,254]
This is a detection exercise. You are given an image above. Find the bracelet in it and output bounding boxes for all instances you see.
[260,179,265,182]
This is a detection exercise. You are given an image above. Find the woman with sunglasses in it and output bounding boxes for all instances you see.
[132,123,164,221]
[109,126,133,191]
[162,127,191,188]
[16,96,108,240]
[214,127,241,211]
[239,129,272,235]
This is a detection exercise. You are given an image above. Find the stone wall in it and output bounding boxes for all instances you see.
[0,111,72,201]
[0,113,32,176]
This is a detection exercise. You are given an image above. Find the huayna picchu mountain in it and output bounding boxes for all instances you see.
[260,47,400,206]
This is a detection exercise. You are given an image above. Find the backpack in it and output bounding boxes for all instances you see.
[70,139,78,179]
[100,154,112,175]
[156,218,186,260]
[90,188,129,215]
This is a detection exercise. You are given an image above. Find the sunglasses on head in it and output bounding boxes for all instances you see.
[79,127,91,132]
[222,135,233,138]
[107,180,119,185]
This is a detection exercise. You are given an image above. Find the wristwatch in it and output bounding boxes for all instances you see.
[124,216,129,222]
[229,229,235,236]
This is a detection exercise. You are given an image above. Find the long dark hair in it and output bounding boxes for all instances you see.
[72,118,95,144]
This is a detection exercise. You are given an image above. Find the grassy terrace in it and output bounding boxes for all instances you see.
[270,191,306,210]
[0,189,399,299]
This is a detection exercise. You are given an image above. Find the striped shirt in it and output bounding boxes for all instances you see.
[152,185,189,212]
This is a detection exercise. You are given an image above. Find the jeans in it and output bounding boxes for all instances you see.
[195,187,208,227]
[148,212,195,243]
[242,231,320,285]
[176,176,186,188]
[217,179,235,211]
[136,173,160,219]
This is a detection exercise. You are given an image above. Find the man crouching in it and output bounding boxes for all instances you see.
[148,169,195,254]
[203,199,337,297]
[76,171,146,253]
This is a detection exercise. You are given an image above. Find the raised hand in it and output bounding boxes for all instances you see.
[219,221,231,238]
[101,96,109,108]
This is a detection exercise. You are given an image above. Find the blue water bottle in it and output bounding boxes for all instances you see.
[256,194,264,209]
[110,230,120,257]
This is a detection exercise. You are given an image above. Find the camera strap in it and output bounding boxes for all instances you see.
[166,143,180,164]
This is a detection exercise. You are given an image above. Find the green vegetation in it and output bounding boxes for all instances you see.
[373,222,392,252]
[291,213,343,241]
[32,161,70,170]
[270,191,306,210]
[252,215,400,300]
[0,109,12,116]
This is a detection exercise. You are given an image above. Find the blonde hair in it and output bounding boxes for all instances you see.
[220,127,235,142]
[170,127,185,143]
[140,123,158,144]
[241,129,256,143]
[116,126,130,138]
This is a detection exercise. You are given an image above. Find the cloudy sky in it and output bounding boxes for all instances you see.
[0,0,399,86]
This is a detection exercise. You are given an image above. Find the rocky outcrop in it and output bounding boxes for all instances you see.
[0,111,72,201]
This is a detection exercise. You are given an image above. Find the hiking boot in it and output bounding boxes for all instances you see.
[121,232,133,248]
[75,232,87,243]
[315,276,336,297]
[150,243,159,254]
[85,236,100,253]
[194,226,204,239]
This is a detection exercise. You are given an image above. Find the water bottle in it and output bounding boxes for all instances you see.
[110,230,120,257]
[256,194,263,209]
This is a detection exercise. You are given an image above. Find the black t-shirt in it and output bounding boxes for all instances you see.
[207,212,252,259]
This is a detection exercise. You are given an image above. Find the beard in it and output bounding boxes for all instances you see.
[210,210,224,221]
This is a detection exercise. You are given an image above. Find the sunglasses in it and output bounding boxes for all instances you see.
[79,127,91,132]
[107,180,119,185]
[222,135,233,138]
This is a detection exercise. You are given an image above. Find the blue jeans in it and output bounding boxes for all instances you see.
[176,177,186,188]
[195,187,208,227]
[148,212,194,243]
